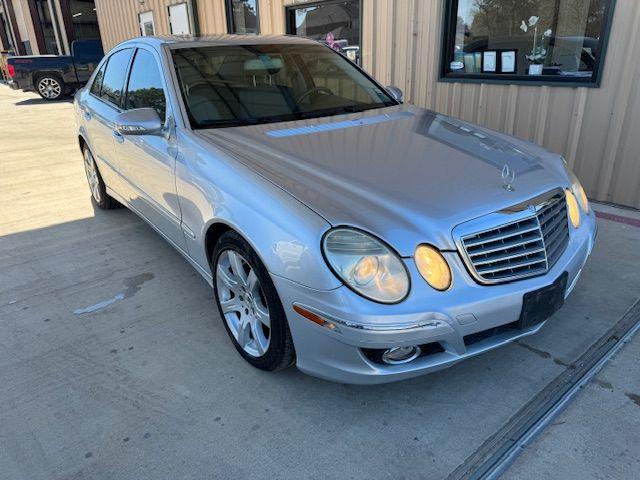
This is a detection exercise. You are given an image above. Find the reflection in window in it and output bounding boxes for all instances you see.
[125,49,166,120]
[226,0,259,34]
[444,0,613,83]
[171,43,393,129]
[89,61,105,95]
[286,0,361,65]
[100,48,133,107]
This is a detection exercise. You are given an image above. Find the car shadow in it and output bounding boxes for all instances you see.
[14,97,73,106]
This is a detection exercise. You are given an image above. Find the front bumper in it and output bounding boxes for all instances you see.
[273,212,597,384]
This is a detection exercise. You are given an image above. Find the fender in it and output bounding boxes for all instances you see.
[175,130,341,292]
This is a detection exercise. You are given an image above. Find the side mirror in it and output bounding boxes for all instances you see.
[115,108,163,136]
[386,86,404,103]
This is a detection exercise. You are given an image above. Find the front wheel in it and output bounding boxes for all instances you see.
[83,146,119,209]
[212,231,295,371]
[36,75,65,101]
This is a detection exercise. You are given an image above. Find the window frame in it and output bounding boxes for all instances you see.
[438,0,617,88]
[167,42,398,130]
[88,47,134,110]
[89,60,106,97]
[123,46,168,123]
[284,0,363,65]
[225,0,260,35]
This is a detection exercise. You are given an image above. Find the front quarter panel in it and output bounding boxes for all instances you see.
[175,129,341,291]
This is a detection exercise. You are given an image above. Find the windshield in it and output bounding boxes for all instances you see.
[171,43,396,128]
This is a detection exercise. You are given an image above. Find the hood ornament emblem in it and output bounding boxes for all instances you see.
[501,164,516,191]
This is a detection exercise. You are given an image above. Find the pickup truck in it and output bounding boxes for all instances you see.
[7,39,103,101]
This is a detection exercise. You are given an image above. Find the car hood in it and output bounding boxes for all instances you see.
[197,104,570,255]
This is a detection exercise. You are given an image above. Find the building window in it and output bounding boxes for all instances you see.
[441,0,616,87]
[169,3,191,35]
[285,0,361,65]
[139,11,155,36]
[226,0,259,34]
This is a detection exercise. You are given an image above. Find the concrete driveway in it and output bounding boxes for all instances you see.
[1,86,639,480]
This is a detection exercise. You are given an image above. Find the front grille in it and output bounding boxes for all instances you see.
[459,192,569,284]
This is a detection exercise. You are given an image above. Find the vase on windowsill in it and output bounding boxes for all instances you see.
[520,16,551,77]
[528,64,543,75]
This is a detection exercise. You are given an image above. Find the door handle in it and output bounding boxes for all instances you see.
[112,130,124,143]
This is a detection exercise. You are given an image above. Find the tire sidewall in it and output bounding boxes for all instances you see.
[83,146,111,209]
[212,231,294,371]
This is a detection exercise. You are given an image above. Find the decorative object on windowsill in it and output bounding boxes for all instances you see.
[324,32,342,53]
[501,50,517,73]
[520,16,552,75]
[482,51,497,73]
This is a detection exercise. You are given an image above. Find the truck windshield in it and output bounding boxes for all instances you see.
[171,43,396,129]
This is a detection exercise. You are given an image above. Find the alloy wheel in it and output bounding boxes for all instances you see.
[215,250,271,358]
[83,149,102,203]
[38,77,62,99]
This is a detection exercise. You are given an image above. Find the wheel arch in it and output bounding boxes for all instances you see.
[33,70,64,85]
[204,221,234,269]
[78,133,87,153]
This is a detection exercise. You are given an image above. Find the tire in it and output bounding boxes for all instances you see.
[82,146,119,210]
[212,231,295,371]
[35,75,65,101]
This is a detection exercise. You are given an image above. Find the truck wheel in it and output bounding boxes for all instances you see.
[36,75,65,101]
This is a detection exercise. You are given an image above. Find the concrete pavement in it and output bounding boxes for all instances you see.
[504,331,640,479]
[1,85,639,480]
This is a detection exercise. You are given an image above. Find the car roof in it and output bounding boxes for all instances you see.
[117,34,320,50]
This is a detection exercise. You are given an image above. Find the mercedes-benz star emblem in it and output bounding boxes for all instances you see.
[501,163,516,191]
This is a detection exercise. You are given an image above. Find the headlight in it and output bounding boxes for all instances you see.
[565,189,581,228]
[569,172,589,214]
[322,228,410,303]
[415,245,452,291]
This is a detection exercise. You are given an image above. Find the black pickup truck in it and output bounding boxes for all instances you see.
[7,39,103,101]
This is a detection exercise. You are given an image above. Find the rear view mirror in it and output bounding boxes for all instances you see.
[115,108,163,136]
[386,86,404,103]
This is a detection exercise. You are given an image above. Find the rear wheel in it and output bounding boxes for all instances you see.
[83,146,119,209]
[36,75,65,101]
[212,231,295,371]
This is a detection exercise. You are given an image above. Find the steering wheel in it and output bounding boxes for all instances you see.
[296,86,335,104]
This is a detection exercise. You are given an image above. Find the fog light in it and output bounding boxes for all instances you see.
[381,345,421,365]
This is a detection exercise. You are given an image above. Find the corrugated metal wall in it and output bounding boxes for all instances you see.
[95,0,640,209]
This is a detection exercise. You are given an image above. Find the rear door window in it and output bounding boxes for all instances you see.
[89,61,106,96]
[124,49,167,120]
[100,48,133,107]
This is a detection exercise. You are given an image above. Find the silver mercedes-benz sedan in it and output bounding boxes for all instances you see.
[74,35,596,384]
